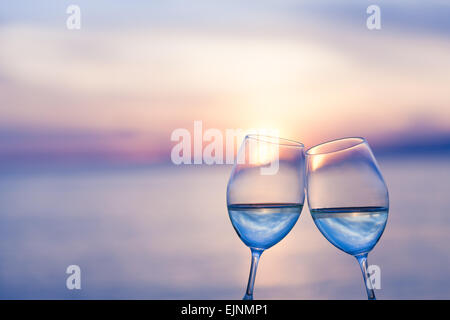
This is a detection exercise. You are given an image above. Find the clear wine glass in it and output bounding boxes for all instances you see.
[305,137,389,300]
[227,134,305,300]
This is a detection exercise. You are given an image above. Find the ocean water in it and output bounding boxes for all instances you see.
[0,155,449,299]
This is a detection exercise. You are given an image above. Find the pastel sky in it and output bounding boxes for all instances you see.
[0,1,449,164]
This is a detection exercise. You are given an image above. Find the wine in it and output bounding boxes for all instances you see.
[310,206,388,255]
[228,203,302,250]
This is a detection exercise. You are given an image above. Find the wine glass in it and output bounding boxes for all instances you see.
[305,137,389,300]
[227,134,305,300]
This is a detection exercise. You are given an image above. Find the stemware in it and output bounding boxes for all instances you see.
[305,137,389,300]
[227,134,305,300]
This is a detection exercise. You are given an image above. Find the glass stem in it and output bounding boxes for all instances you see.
[355,253,376,300]
[243,248,263,300]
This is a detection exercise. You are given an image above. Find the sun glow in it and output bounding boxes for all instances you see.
[248,137,280,166]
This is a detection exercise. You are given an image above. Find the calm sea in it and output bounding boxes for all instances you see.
[0,155,449,299]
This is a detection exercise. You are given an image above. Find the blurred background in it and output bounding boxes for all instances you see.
[0,0,449,299]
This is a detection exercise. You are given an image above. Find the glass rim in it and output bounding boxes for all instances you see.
[306,137,366,156]
[246,134,305,148]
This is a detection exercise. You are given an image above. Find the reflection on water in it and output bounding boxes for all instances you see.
[0,156,449,299]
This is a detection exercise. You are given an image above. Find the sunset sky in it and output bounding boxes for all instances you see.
[1,1,449,165]
[1,1,450,301]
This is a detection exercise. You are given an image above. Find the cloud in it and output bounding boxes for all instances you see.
[0,2,449,166]
[0,126,170,167]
